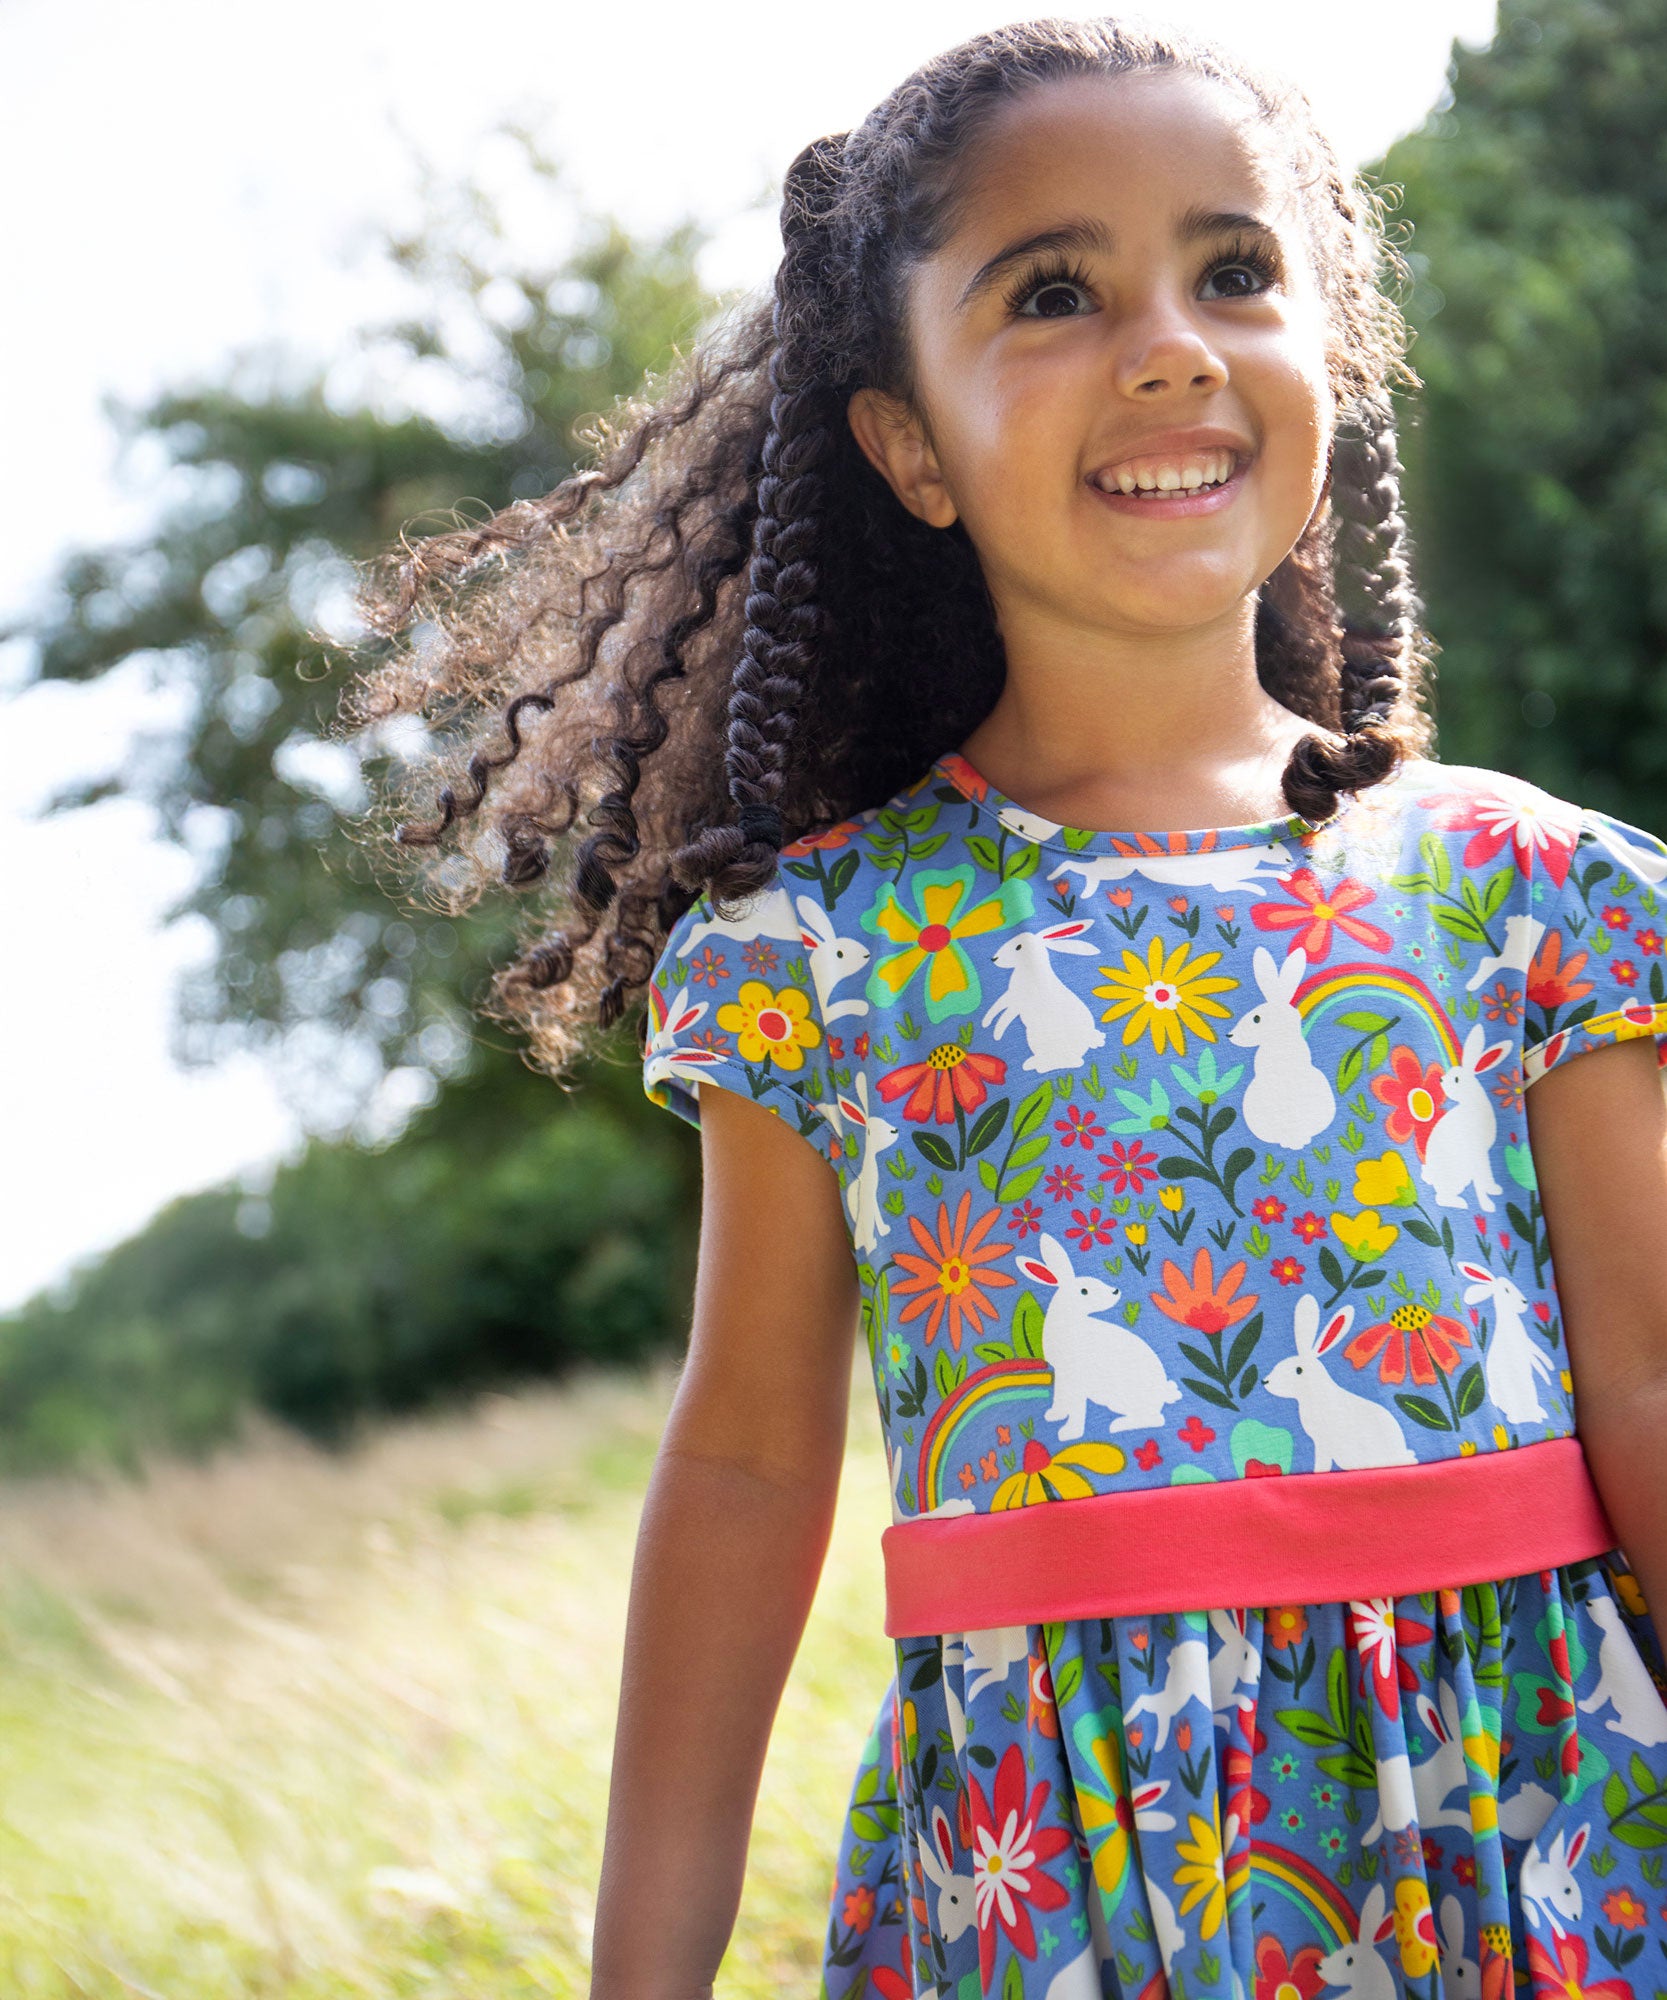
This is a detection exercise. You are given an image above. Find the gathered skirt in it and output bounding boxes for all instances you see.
[818,1552,1667,2000]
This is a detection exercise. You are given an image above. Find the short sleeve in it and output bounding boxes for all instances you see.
[1522,804,1667,1087]
[640,875,848,1176]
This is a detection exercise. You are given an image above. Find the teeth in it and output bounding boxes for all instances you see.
[1095,449,1237,496]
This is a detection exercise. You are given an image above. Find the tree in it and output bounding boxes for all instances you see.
[7,124,729,1135]
[1383,0,1667,826]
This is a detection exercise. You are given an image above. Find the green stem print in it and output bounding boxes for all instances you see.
[1158,1100,1255,1218]
[1388,833,1513,958]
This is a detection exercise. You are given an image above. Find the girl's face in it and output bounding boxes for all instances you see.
[848,68,1336,649]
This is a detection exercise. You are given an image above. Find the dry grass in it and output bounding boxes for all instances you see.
[0,1353,894,1997]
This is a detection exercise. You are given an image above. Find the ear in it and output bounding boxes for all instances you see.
[847,385,959,529]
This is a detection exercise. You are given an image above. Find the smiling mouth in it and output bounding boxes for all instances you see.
[1088,449,1247,497]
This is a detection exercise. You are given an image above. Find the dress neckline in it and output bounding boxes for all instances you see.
[931,747,1360,857]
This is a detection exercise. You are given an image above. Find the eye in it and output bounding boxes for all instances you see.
[1200,232,1282,300]
[1004,255,1096,319]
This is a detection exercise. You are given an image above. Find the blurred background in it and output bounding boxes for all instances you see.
[3,0,1661,1988]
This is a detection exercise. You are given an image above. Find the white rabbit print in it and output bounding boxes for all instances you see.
[1263,1296,1417,1471]
[1049,841,1297,894]
[1457,1261,1557,1426]
[982,919,1107,1073]
[1016,1232,1180,1439]
[639,750,1667,2000]
[1228,945,1337,1149]
[1421,1022,1512,1212]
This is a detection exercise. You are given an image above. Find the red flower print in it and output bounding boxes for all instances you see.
[878,1042,1008,1123]
[1524,1930,1636,2000]
[1291,1211,1328,1244]
[1044,1164,1086,1204]
[1244,1458,1285,1476]
[1098,1139,1161,1194]
[1527,929,1595,1009]
[1008,1199,1044,1238]
[1253,1932,1325,2000]
[1346,1596,1434,1719]
[1454,1853,1476,1888]
[826,1034,845,1060]
[1178,1414,1216,1452]
[1065,1207,1117,1251]
[1252,1195,1288,1224]
[1415,785,1583,885]
[1614,960,1639,987]
[1602,904,1632,931]
[1636,929,1662,956]
[1343,1302,1471,1385]
[1370,1044,1446,1161]
[1054,1106,1106,1148]
[1135,1439,1162,1470]
[1267,1606,1308,1649]
[1421,1834,1443,1871]
[1250,867,1393,960]
[1271,1257,1306,1286]
[1226,1735,1272,1833]
[855,1031,871,1058]
[965,1742,1073,1992]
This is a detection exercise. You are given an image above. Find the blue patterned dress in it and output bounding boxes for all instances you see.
[641,749,1667,2000]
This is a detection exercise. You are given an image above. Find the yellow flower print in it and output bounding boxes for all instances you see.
[1094,937,1238,1055]
[715,979,822,1072]
[1393,1876,1439,1978]
[1173,1796,1227,1939]
[1159,1185,1187,1212]
[1353,1150,1416,1209]
[1330,1209,1400,1262]
[991,1438,1127,1508]
[1074,1724,1133,1905]
[1125,1223,1148,1246]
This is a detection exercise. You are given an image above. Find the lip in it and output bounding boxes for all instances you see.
[1086,449,1252,518]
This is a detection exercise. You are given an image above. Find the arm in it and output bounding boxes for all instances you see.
[588,1081,861,2000]
[1525,1036,1667,1623]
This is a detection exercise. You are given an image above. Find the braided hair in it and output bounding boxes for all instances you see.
[338,15,1435,1079]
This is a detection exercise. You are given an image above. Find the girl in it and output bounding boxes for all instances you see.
[341,18,1667,2000]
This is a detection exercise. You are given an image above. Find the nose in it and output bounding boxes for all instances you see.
[1110,297,1229,398]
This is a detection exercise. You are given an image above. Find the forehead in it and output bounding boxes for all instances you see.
[935,68,1297,252]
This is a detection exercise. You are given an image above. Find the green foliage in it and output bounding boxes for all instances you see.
[1382,0,1667,823]
[7,126,721,1130]
[0,1046,698,1473]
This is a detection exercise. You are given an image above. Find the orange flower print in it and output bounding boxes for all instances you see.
[877,1042,1007,1123]
[1601,1887,1647,1931]
[1253,1932,1326,2000]
[1267,1606,1308,1650]
[1527,928,1595,1010]
[1151,1247,1259,1336]
[842,1883,875,1933]
[891,1189,1015,1350]
[1342,1302,1471,1385]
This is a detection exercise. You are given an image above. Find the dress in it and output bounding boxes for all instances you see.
[639,747,1667,2000]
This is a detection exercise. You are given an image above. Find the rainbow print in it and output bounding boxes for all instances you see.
[1292,958,1460,1067]
[1241,1838,1359,1945]
[916,1358,1056,1512]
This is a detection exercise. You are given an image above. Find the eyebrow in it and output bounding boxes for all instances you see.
[954,206,1276,313]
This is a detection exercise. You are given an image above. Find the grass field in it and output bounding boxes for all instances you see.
[0,1352,896,1997]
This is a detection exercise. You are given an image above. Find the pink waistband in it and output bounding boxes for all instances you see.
[881,1436,1619,1637]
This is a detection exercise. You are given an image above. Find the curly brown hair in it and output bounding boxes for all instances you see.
[337,13,1436,1086]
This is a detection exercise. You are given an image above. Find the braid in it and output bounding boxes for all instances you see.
[668,134,847,910]
[1277,404,1432,825]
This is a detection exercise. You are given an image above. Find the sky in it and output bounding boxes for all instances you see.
[0,0,1498,1311]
